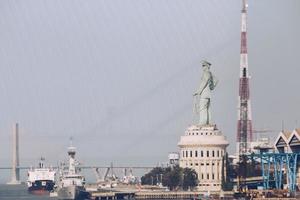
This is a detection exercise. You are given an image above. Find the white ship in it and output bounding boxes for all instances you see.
[27,157,56,194]
[120,168,138,184]
[57,142,89,200]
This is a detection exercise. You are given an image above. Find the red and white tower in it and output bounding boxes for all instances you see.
[237,0,253,155]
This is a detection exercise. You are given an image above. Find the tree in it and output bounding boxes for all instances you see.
[162,166,182,190]
[221,152,233,191]
[182,168,198,190]
[141,166,198,191]
[141,167,164,185]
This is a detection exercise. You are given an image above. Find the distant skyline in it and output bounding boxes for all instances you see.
[1,0,300,182]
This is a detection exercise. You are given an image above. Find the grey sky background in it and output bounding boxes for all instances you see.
[0,0,300,182]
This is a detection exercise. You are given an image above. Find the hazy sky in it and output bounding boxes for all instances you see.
[0,0,300,182]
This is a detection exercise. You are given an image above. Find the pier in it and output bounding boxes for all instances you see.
[89,187,234,200]
[90,191,213,200]
[135,191,205,199]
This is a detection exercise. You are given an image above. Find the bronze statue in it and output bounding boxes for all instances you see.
[193,60,218,125]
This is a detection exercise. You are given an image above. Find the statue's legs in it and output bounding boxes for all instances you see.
[199,98,210,125]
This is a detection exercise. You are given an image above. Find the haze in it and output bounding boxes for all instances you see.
[0,0,299,182]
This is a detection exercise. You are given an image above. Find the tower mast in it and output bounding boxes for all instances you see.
[237,0,253,155]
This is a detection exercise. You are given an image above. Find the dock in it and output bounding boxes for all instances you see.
[90,191,135,200]
[91,191,202,200]
[89,189,234,200]
[135,191,201,199]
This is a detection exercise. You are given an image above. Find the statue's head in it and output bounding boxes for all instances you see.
[201,60,211,70]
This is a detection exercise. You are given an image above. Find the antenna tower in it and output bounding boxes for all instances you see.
[237,0,253,156]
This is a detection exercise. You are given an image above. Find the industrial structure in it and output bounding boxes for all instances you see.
[237,0,253,155]
[239,129,300,194]
[233,2,300,197]
[7,123,21,185]
[273,129,300,189]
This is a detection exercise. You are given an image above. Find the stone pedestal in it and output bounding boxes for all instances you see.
[178,124,229,191]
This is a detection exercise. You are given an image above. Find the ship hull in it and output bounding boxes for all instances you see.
[28,180,55,194]
[57,185,89,200]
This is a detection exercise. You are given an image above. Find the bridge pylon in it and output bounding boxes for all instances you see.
[7,123,21,185]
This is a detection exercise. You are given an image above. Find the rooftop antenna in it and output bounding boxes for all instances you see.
[281,120,285,132]
[69,136,74,147]
[68,137,76,158]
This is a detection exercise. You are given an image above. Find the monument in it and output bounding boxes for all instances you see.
[178,61,229,192]
[193,60,218,126]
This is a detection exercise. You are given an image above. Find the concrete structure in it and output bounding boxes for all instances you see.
[237,0,253,155]
[250,137,273,154]
[234,129,300,193]
[178,125,229,191]
[230,137,274,166]
[7,123,21,185]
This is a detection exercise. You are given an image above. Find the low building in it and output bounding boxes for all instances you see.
[168,152,179,167]
[274,129,300,185]
[274,129,300,153]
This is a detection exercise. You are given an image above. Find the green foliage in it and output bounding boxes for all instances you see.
[141,167,164,185]
[141,166,198,191]
[221,152,234,191]
[162,166,182,190]
[182,168,198,190]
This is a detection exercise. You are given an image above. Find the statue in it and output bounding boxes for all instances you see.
[193,60,218,126]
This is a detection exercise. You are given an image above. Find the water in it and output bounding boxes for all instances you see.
[0,184,56,200]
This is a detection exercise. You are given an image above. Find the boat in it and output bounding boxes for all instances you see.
[120,168,138,184]
[27,157,56,195]
[57,142,90,200]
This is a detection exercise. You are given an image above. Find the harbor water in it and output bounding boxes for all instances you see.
[0,184,56,200]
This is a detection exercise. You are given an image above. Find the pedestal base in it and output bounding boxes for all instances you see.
[178,123,229,191]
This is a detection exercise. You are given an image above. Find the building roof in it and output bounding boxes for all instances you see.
[274,131,289,148]
[287,128,300,146]
[294,128,300,136]
[274,128,300,151]
[283,131,292,139]
[178,125,229,147]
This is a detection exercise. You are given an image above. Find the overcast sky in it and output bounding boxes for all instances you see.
[0,0,300,182]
